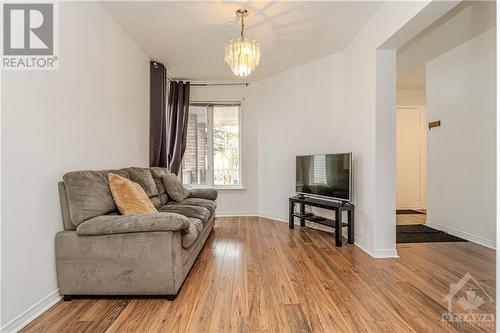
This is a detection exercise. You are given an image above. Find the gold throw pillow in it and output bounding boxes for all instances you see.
[108,173,158,215]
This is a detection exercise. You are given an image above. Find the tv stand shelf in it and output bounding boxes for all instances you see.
[292,213,349,227]
[289,195,354,247]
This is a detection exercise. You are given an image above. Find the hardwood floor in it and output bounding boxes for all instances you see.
[22,217,495,332]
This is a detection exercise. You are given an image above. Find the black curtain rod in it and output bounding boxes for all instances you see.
[167,78,249,87]
[191,83,249,87]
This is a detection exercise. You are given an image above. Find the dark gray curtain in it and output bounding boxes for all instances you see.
[149,61,168,167]
[166,80,190,175]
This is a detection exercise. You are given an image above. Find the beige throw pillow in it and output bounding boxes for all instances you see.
[108,173,158,215]
[162,173,190,202]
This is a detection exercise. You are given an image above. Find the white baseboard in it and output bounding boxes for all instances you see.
[425,221,496,250]
[259,213,399,258]
[354,237,399,258]
[1,289,61,333]
[258,213,288,223]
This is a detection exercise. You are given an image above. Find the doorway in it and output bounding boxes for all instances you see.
[392,1,495,248]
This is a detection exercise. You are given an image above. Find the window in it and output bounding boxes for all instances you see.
[182,103,241,188]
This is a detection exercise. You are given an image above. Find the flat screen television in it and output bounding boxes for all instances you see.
[296,153,352,202]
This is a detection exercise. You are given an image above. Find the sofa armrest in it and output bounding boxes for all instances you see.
[76,213,190,236]
[189,188,218,200]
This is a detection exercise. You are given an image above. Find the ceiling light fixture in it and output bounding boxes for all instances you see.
[224,9,261,78]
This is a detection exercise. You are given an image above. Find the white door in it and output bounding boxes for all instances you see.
[396,107,426,209]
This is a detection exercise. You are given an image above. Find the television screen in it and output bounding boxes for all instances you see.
[296,153,352,201]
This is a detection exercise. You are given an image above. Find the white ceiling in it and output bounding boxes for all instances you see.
[103,1,383,81]
[397,1,496,89]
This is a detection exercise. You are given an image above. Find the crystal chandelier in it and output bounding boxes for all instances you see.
[224,9,261,78]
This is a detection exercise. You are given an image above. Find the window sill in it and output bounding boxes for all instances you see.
[186,185,246,191]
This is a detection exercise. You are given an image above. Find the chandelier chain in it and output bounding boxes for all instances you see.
[240,13,244,39]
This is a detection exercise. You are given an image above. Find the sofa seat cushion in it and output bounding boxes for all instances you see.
[159,204,211,224]
[169,198,217,213]
[182,218,204,249]
[76,212,190,236]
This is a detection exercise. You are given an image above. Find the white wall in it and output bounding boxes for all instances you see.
[1,2,149,330]
[253,53,345,222]
[426,28,496,248]
[397,89,426,106]
[341,1,431,257]
[189,85,259,216]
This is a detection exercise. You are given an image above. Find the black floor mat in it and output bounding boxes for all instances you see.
[396,209,426,215]
[396,224,467,243]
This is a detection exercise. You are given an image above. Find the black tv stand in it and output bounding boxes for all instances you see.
[289,195,354,247]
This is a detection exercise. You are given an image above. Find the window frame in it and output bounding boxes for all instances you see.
[183,101,244,190]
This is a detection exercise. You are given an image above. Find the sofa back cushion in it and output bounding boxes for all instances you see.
[125,167,158,197]
[149,167,169,208]
[61,167,165,227]
[58,182,76,230]
[63,170,117,226]
[162,173,190,202]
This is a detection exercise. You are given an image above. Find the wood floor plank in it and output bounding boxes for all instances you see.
[78,299,129,333]
[20,217,496,333]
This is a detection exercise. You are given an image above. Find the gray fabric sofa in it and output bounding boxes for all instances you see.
[55,167,217,299]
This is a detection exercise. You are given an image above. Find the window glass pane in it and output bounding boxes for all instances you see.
[213,105,240,186]
[182,106,209,186]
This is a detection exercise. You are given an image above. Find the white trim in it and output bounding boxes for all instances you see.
[354,237,399,258]
[258,213,288,223]
[1,289,61,333]
[257,213,399,258]
[237,101,244,189]
[207,104,214,187]
[425,221,496,250]
[186,185,246,191]
[215,186,246,191]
